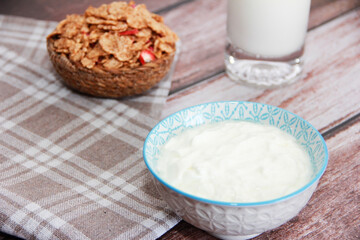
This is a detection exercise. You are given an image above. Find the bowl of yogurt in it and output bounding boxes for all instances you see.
[143,101,328,240]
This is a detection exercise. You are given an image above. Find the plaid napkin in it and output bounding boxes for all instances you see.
[0,15,181,240]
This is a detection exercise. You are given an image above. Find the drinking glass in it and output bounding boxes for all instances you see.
[225,0,311,87]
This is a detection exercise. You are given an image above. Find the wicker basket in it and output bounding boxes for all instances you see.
[46,38,174,98]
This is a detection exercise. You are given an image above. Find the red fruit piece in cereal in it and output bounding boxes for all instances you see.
[118,29,139,35]
[139,49,156,65]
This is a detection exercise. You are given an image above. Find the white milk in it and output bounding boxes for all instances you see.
[227,0,311,57]
[156,121,313,202]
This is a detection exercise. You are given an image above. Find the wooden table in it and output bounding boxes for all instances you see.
[1,0,359,239]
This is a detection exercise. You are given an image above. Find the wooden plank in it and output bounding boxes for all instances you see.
[0,0,187,21]
[159,116,360,239]
[309,0,360,29]
[162,8,360,134]
[163,0,227,92]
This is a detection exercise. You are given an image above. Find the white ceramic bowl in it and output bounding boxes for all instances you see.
[143,101,328,240]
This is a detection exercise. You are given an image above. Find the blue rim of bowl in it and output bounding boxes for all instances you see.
[143,101,329,207]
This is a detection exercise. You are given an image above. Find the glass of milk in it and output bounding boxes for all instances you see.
[225,0,311,87]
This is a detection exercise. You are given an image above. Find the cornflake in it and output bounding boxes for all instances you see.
[97,22,128,31]
[103,57,124,70]
[47,1,178,70]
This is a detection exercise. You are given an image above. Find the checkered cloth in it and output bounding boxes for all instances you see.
[0,15,181,240]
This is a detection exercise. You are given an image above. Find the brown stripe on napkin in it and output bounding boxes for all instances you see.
[0,15,181,240]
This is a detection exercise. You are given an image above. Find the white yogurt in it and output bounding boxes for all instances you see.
[156,121,313,202]
[227,0,311,57]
